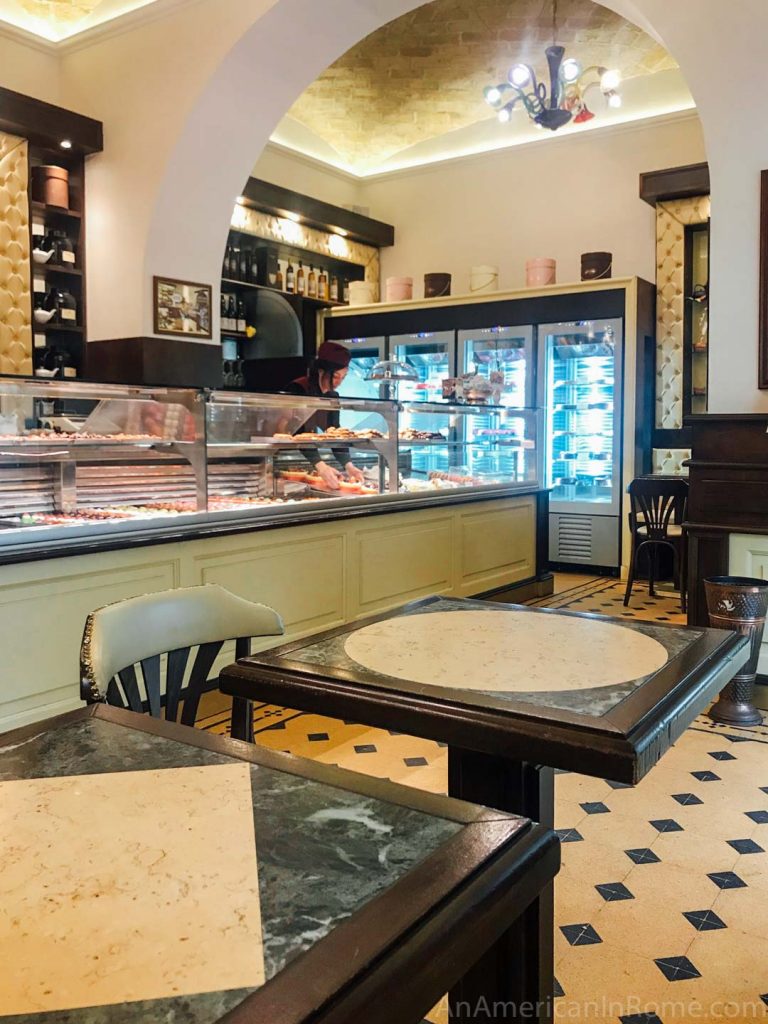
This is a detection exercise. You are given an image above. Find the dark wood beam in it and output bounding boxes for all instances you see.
[639,162,710,206]
[0,85,103,155]
[241,176,394,248]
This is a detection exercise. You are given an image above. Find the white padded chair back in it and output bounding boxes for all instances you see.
[81,584,283,700]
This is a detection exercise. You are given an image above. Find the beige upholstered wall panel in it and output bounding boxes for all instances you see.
[0,133,32,376]
[655,195,710,429]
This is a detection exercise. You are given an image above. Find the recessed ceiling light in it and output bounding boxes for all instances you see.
[285,211,301,223]
[60,139,72,150]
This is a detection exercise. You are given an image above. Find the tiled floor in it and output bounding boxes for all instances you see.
[199,575,768,1022]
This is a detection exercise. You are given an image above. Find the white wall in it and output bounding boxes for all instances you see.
[0,33,60,102]
[360,113,705,296]
[253,144,364,210]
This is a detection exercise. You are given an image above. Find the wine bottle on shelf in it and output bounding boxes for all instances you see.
[227,246,238,279]
[343,279,350,304]
[276,264,284,291]
[250,248,260,284]
[54,230,76,267]
[239,246,249,281]
[227,294,238,331]
[317,269,328,301]
[296,262,305,296]
[236,299,246,333]
[220,293,229,330]
[285,261,295,293]
[330,276,339,302]
[307,265,317,298]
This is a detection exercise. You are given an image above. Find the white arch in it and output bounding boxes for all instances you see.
[128,0,768,411]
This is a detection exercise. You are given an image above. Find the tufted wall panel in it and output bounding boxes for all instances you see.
[652,448,691,476]
[0,134,32,377]
[655,195,710,430]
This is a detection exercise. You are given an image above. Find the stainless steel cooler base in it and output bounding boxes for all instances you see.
[549,512,619,568]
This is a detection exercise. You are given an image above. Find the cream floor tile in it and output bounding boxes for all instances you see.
[556,941,673,1011]
[555,876,606,926]
[623,861,720,909]
[559,839,634,886]
[555,773,613,804]
[555,799,589,830]
[650,829,741,874]
[712,884,768,940]
[591,894,698,961]
[684,927,768,1011]
[574,809,661,853]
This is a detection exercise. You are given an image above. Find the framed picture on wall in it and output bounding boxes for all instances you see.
[759,171,768,388]
[153,276,213,340]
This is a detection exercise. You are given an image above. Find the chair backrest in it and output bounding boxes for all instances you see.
[628,477,689,542]
[80,585,284,726]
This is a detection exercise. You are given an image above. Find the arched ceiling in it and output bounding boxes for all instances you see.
[274,0,689,176]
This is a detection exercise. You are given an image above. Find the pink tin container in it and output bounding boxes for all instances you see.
[525,258,556,287]
[385,276,413,302]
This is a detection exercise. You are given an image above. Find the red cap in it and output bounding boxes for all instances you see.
[316,341,351,369]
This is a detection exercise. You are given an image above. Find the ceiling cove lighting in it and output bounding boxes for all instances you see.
[483,0,621,131]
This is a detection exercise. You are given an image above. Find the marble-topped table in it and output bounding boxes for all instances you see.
[220,594,749,1023]
[0,703,558,1024]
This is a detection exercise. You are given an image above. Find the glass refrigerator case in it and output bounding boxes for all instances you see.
[458,325,534,408]
[390,331,455,405]
[538,319,623,570]
[333,336,386,432]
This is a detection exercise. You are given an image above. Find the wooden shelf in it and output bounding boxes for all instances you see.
[39,265,83,278]
[30,201,83,220]
[221,277,260,290]
[220,330,248,339]
[39,323,84,334]
[221,278,349,309]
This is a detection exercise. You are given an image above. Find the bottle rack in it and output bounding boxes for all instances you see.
[28,145,88,379]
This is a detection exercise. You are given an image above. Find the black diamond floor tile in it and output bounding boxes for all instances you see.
[556,828,584,843]
[560,922,602,946]
[581,801,610,814]
[606,780,633,789]
[672,792,703,806]
[654,956,701,981]
[554,977,564,997]
[354,744,377,754]
[596,881,634,902]
[307,732,329,742]
[625,847,661,865]
[691,770,721,782]
[707,871,747,889]
[404,756,428,767]
[682,909,727,931]
[649,818,684,833]
[709,750,737,761]
[746,809,768,824]
[727,838,765,854]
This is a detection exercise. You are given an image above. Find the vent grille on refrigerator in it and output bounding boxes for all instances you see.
[557,515,592,561]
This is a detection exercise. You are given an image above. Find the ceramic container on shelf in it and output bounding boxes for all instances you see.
[581,251,613,281]
[424,272,451,298]
[470,265,499,294]
[32,165,70,209]
[525,258,556,287]
[385,277,413,302]
[348,280,377,306]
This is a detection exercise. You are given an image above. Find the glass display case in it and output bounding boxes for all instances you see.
[685,223,709,416]
[0,378,206,542]
[0,378,543,554]
[458,326,533,408]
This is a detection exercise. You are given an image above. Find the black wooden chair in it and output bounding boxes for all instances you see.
[80,584,284,738]
[624,477,689,611]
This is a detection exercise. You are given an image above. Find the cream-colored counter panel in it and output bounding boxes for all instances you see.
[348,511,454,619]
[0,552,180,729]
[456,497,535,598]
[191,528,346,642]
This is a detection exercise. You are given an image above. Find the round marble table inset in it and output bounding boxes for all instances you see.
[343,610,669,693]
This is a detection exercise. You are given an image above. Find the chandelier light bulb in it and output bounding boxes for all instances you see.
[485,86,502,106]
[607,91,622,109]
[561,58,580,83]
[497,106,512,123]
[601,69,621,92]
[509,64,530,88]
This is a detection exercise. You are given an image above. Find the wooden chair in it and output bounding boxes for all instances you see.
[80,584,283,737]
[624,477,689,611]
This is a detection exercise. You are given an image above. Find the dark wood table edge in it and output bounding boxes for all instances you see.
[0,705,516,826]
[0,705,558,1024]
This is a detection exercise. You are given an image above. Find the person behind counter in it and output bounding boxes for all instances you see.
[282,342,365,490]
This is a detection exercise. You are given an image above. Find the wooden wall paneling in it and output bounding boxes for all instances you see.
[456,497,535,599]
[348,510,454,619]
[0,547,182,730]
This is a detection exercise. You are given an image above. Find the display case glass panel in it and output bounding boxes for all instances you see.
[686,223,709,416]
[539,319,623,515]
[458,326,534,408]
[398,402,542,493]
[0,378,206,540]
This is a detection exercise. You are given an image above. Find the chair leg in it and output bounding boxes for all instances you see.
[624,541,637,607]
[649,545,658,598]
[680,533,688,614]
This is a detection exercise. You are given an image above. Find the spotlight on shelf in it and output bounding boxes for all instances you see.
[59,139,72,150]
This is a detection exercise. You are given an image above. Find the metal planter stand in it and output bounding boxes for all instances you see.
[705,576,768,727]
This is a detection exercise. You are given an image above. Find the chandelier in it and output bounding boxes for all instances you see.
[483,0,621,131]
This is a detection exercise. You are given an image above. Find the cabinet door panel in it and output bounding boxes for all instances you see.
[457,497,535,597]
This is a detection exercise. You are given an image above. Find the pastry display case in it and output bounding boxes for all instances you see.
[0,378,543,557]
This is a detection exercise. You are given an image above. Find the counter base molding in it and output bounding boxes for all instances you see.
[0,494,544,731]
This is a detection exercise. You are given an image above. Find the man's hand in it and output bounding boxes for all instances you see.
[345,462,365,483]
[315,461,343,489]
